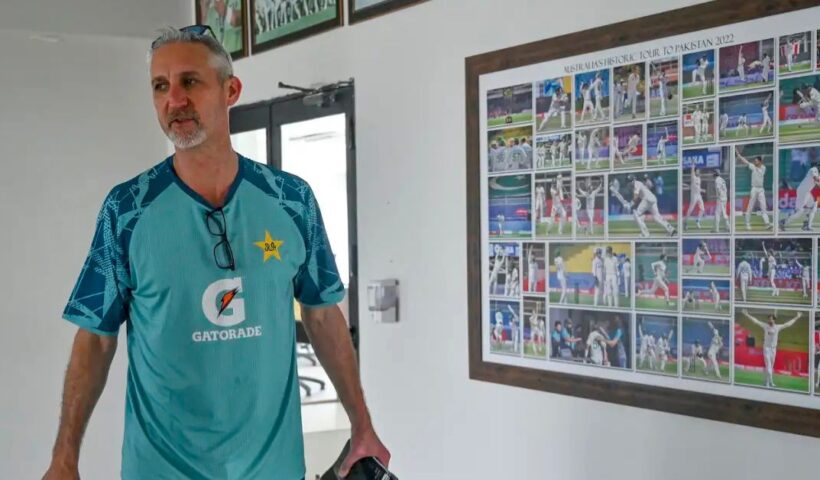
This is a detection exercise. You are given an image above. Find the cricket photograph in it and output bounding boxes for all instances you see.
[489,174,532,239]
[718,39,775,93]
[682,100,715,146]
[681,146,731,234]
[488,126,534,173]
[649,57,679,119]
[522,242,546,294]
[778,74,820,144]
[573,175,606,238]
[681,316,731,383]
[733,143,774,233]
[534,172,572,238]
[608,169,678,238]
[548,242,632,308]
[733,238,813,306]
[574,126,610,171]
[814,313,820,393]
[574,69,610,126]
[487,83,533,128]
[778,146,820,233]
[682,49,715,100]
[735,307,810,393]
[682,238,731,276]
[536,76,572,133]
[612,62,646,122]
[488,243,521,298]
[523,297,547,359]
[680,278,731,315]
[490,299,521,356]
[646,120,679,168]
[636,314,679,376]
[634,242,678,312]
[718,91,774,142]
[535,133,572,170]
[549,308,631,369]
[611,124,644,170]
[778,32,813,75]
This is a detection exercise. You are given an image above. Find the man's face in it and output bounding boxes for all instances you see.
[754,157,762,167]
[150,42,241,150]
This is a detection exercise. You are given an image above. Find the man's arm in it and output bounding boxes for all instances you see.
[43,329,118,479]
[780,312,802,330]
[301,304,390,476]
[742,309,767,329]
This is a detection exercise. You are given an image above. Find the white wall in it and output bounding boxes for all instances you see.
[233,1,820,478]
[0,29,169,478]
[4,1,820,479]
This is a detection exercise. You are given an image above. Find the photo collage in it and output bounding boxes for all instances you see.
[486,31,820,396]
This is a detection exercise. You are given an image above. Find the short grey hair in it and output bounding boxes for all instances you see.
[147,26,234,82]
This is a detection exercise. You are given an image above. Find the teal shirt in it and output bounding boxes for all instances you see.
[63,155,344,479]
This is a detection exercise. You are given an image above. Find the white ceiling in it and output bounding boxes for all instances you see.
[0,0,192,39]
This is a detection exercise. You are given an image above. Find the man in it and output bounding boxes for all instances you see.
[692,104,703,143]
[508,305,521,353]
[655,127,670,164]
[736,257,753,302]
[548,175,568,235]
[576,177,601,235]
[603,246,619,308]
[554,249,568,304]
[737,45,746,81]
[742,310,802,388]
[592,71,606,120]
[645,253,673,306]
[621,256,631,299]
[760,93,773,134]
[43,27,389,480]
[626,65,641,118]
[526,245,539,293]
[579,82,594,123]
[693,241,711,274]
[709,281,722,311]
[705,321,724,378]
[736,148,772,230]
[591,248,604,306]
[779,160,820,232]
[714,169,729,232]
[489,244,507,295]
[762,242,780,297]
[685,164,705,230]
[631,175,676,238]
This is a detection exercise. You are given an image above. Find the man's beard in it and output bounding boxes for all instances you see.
[165,110,207,149]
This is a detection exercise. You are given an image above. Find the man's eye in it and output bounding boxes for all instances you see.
[153,83,167,92]
[184,78,197,87]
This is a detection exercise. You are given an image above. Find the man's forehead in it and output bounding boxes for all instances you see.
[150,43,214,76]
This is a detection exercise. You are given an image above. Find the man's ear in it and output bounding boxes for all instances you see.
[226,75,243,107]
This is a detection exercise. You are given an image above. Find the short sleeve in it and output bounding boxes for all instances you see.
[293,185,345,307]
[62,190,132,335]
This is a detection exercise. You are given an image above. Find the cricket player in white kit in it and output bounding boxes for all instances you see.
[742,310,802,388]
[603,246,620,307]
[762,242,779,297]
[576,177,601,235]
[539,86,569,131]
[736,258,753,302]
[693,241,711,274]
[700,108,711,142]
[796,86,820,123]
[548,177,568,235]
[579,83,594,123]
[527,245,538,293]
[554,250,568,304]
[736,114,749,137]
[692,105,703,143]
[587,128,602,169]
[508,305,521,353]
[780,162,820,232]
[592,249,604,306]
[760,93,773,134]
[655,127,670,164]
[714,169,729,232]
[534,184,547,224]
[626,66,641,118]
[614,133,641,165]
[737,46,746,81]
[709,281,721,311]
[719,112,729,136]
[706,321,724,378]
[585,326,609,366]
[736,149,772,230]
[685,164,705,229]
[492,311,505,345]
[621,256,631,299]
[656,68,669,116]
[646,254,673,305]
[795,259,811,298]
[576,132,588,165]
[694,56,709,94]
[592,72,606,120]
[638,324,652,369]
[631,176,677,238]
[489,245,507,295]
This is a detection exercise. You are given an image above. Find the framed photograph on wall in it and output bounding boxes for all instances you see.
[466,0,820,439]
[195,0,248,60]
[250,0,343,53]
[348,0,427,24]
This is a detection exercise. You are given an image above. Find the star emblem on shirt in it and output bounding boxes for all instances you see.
[254,230,283,262]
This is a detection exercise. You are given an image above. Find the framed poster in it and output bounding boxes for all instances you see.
[348,0,427,24]
[250,0,343,53]
[195,0,249,60]
[467,0,820,437]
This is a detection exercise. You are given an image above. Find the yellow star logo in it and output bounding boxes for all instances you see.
[253,230,283,262]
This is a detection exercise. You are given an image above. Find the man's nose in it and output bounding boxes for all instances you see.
[167,83,189,109]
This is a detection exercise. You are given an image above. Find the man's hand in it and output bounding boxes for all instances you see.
[42,461,80,480]
[339,425,391,477]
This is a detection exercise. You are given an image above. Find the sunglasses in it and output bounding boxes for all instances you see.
[205,208,236,271]
[151,24,217,49]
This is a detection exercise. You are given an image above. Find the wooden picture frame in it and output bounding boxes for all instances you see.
[348,0,427,24]
[466,0,820,438]
[194,0,249,61]
[250,0,343,54]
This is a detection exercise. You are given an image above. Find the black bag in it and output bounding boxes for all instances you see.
[320,440,398,480]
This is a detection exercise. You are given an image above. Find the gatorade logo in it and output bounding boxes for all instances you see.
[201,277,246,327]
